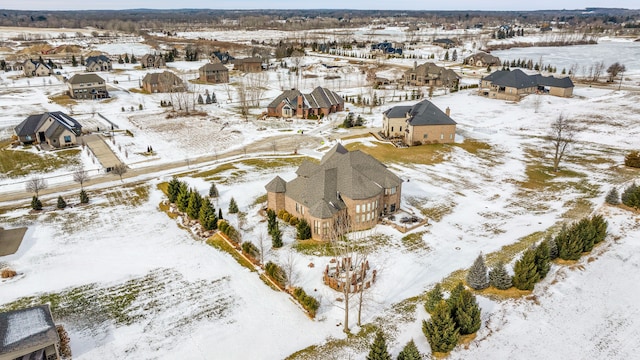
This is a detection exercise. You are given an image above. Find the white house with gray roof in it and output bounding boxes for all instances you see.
[14,111,83,149]
[383,100,457,146]
[0,305,60,360]
[265,144,402,240]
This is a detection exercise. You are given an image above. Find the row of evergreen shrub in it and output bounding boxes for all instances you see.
[218,220,240,243]
[167,178,220,231]
[292,287,320,317]
[265,261,287,289]
[31,190,89,210]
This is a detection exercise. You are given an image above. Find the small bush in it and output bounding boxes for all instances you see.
[621,182,640,209]
[241,241,260,259]
[292,287,320,317]
[265,261,287,288]
[57,195,67,209]
[289,216,299,226]
[605,187,620,205]
[1,268,17,278]
[625,150,640,168]
[282,212,291,223]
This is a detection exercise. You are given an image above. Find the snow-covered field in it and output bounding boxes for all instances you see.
[1,27,640,359]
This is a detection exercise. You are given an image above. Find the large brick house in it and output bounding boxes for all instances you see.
[67,73,109,99]
[14,111,83,148]
[142,71,185,93]
[403,62,460,89]
[267,87,344,119]
[232,57,263,72]
[140,54,166,69]
[85,55,112,72]
[265,144,402,240]
[0,305,61,360]
[479,69,574,101]
[383,99,456,145]
[198,63,229,83]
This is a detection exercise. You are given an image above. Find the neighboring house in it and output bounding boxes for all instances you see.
[0,305,61,360]
[267,86,344,119]
[14,111,83,148]
[432,38,456,48]
[140,54,166,69]
[464,52,501,67]
[11,61,24,72]
[23,59,51,77]
[142,71,185,93]
[265,143,403,240]
[85,55,112,72]
[67,73,109,99]
[479,69,573,100]
[383,99,456,145]
[232,57,263,72]
[212,51,235,64]
[402,61,460,89]
[370,42,403,56]
[198,63,229,84]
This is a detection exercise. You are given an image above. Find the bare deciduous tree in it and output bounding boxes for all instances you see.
[72,166,89,189]
[548,114,577,172]
[26,176,47,197]
[283,248,298,289]
[111,164,127,182]
[607,62,626,83]
[257,230,266,265]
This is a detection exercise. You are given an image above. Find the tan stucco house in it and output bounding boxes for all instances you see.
[464,52,501,67]
[140,54,166,69]
[403,62,460,89]
[383,100,456,146]
[23,59,52,77]
[14,111,83,148]
[0,305,61,360]
[479,69,573,101]
[68,73,109,99]
[267,87,344,119]
[265,144,403,240]
[232,57,263,72]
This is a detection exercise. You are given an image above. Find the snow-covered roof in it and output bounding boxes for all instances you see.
[0,305,59,355]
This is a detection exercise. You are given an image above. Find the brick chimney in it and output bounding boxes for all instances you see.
[445,107,451,117]
[296,94,304,118]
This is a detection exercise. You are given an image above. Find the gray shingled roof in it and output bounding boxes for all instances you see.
[265,176,286,193]
[267,87,343,110]
[200,63,228,72]
[15,112,82,137]
[407,100,457,126]
[483,69,537,89]
[86,55,111,65]
[384,106,412,119]
[267,89,301,109]
[531,74,574,88]
[68,73,105,84]
[143,71,182,86]
[0,305,59,355]
[268,143,402,219]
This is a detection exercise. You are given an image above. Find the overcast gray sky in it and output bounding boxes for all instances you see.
[3,1,638,11]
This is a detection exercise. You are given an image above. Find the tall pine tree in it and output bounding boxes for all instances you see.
[425,283,444,314]
[534,242,551,279]
[366,330,392,360]
[296,218,312,240]
[186,190,203,219]
[228,197,239,214]
[512,248,540,290]
[452,289,481,335]
[422,301,459,353]
[271,222,283,248]
[466,253,489,290]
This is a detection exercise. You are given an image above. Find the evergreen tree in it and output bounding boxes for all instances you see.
[534,242,551,279]
[397,339,421,360]
[199,200,218,230]
[228,197,239,214]
[167,178,182,203]
[556,224,583,260]
[176,186,190,212]
[488,261,512,290]
[296,218,312,240]
[197,94,204,104]
[186,190,203,219]
[271,222,283,248]
[205,93,212,104]
[446,282,465,310]
[512,248,540,290]
[118,55,124,64]
[130,54,137,64]
[218,208,223,220]
[366,330,392,360]
[452,289,481,335]
[621,182,640,209]
[124,53,130,63]
[591,214,608,244]
[209,182,219,198]
[79,189,89,204]
[422,301,459,353]
[425,283,443,314]
[547,236,558,260]
[31,196,43,210]
[605,187,620,205]
[71,55,78,67]
[80,55,85,66]
[452,49,457,62]
[210,92,217,103]
[576,218,597,252]
[444,50,449,61]
[466,253,489,290]
[57,196,67,209]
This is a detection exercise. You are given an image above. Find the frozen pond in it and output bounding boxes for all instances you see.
[492,40,640,76]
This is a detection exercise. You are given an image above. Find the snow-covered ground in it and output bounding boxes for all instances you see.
[1,27,640,359]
